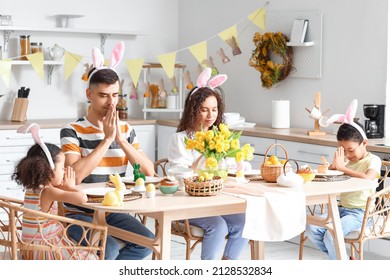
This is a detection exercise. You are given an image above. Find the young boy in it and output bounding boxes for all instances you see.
[305,123,381,260]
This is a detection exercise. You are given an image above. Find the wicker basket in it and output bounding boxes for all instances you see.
[184,176,223,196]
[261,143,289,182]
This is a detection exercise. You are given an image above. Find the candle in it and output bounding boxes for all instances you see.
[272,100,290,128]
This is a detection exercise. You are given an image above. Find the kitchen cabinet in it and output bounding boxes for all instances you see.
[156,125,177,160]
[276,140,335,168]
[240,135,276,169]
[0,128,61,220]
[125,124,156,176]
[142,63,186,120]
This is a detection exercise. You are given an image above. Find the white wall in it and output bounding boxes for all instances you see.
[178,0,388,130]
[0,0,179,120]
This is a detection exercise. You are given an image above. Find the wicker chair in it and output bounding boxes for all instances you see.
[0,196,107,260]
[154,158,255,260]
[299,160,390,260]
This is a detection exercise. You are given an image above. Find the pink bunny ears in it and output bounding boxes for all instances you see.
[88,41,125,82]
[17,123,55,169]
[326,99,367,140]
[190,67,227,96]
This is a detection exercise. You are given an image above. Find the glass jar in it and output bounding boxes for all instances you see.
[197,157,228,180]
[117,94,128,120]
[31,42,43,54]
[19,35,31,60]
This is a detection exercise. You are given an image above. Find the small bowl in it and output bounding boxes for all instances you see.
[159,184,179,195]
[159,179,179,195]
[298,173,316,183]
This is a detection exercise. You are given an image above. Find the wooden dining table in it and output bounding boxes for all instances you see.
[78,177,377,260]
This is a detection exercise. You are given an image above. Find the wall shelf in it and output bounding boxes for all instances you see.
[142,63,186,120]
[0,26,145,54]
[286,41,314,47]
[266,11,322,78]
[10,60,64,85]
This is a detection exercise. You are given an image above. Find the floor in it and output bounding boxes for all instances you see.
[143,219,388,260]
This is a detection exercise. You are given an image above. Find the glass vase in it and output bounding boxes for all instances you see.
[197,157,228,180]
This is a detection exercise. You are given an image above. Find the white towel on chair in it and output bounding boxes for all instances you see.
[222,181,306,241]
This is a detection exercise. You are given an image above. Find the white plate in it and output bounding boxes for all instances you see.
[228,169,261,177]
[229,122,256,129]
[315,170,344,177]
[83,187,132,197]
[121,176,162,185]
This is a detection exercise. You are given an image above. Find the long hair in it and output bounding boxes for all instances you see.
[12,143,61,190]
[177,87,225,137]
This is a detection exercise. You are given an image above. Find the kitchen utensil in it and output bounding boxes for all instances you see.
[48,44,65,60]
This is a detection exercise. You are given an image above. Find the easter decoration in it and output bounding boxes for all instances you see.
[129,81,138,100]
[217,47,230,64]
[133,178,146,192]
[226,36,242,56]
[249,32,293,89]
[81,63,94,81]
[183,70,194,90]
[317,156,330,174]
[102,173,126,206]
[133,163,146,182]
[204,56,219,76]
[146,183,156,198]
[157,78,168,108]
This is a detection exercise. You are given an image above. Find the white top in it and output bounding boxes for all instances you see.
[168,131,201,168]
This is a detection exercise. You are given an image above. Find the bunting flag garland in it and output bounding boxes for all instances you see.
[157,52,176,79]
[0,2,269,88]
[247,7,267,30]
[188,41,208,65]
[26,52,44,80]
[125,58,144,87]
[64,51,83,80]
[0,59,12,88]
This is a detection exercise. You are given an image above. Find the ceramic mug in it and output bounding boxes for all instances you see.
[167,167,194,191]
[309,107,322,120]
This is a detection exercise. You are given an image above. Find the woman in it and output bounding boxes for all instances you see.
[168,68,249,260]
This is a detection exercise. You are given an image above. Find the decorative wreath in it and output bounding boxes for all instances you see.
[249,32,293,89]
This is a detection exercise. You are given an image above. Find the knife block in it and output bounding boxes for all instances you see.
[11,98,29,122]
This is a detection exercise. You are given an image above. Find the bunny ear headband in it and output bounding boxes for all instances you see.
[190,67,228,96]
[326,99,367,140]
[88,41,125,82]
[17,123,55,169]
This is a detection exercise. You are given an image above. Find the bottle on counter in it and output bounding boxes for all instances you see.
[117,93,128,120]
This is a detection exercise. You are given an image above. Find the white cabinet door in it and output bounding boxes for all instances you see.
[276,140,335,167]
[240,135,276,169]
[157,125,177,160]
[126,124,156,176]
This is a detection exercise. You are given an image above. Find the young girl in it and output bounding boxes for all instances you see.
[168,68,249,260]
[12,142,91,260]
[305,118,381,259]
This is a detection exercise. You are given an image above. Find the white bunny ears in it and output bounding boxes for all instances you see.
[17,123,55,169]
[326,99,367,140]
[88,41,125,82]
[190,67,228,96]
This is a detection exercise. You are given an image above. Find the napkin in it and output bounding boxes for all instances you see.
[222,181,306,241]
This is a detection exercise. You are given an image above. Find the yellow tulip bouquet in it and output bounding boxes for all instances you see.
[185,124,254,180]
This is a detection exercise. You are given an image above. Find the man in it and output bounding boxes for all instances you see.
[60,66,155,260]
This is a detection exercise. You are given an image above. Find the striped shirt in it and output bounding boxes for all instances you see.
[60,117,141,183]
[61,117,141,215]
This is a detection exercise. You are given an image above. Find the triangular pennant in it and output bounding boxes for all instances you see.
[157,52,176,79]
[218,25,239,44]
[188,41,208,65]
[125,58,144,87]
[64,51,83,80]
[26,53,44,80]
[0,59,12,88]
[247,7,266,30]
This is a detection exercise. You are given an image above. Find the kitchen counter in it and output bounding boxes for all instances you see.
[2,118,390,154]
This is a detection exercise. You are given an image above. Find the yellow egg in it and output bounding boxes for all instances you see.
[198,176,205,182]
[135,178,145,186]
[146,183,155,192]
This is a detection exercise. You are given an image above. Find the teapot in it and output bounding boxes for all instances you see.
[48,44,65,60]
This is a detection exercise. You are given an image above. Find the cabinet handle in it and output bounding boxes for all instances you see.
[297,150,329,157]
